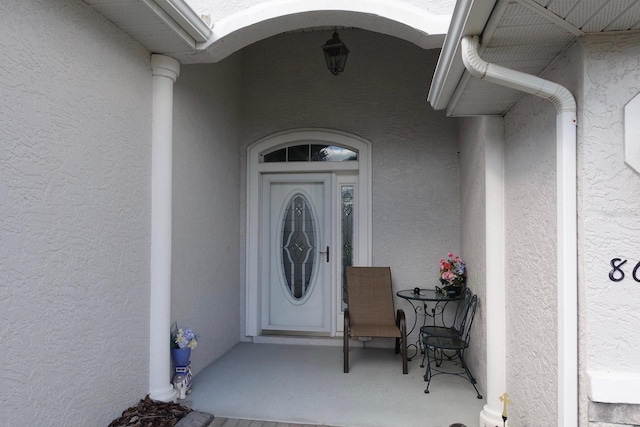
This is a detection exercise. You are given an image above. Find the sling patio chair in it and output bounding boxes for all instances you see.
[343,266,408,374]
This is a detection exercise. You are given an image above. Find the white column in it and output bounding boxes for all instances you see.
[556,111,578,427]
[480,117,507,427]
[149,54,180,402]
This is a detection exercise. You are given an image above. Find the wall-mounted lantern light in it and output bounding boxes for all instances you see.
[321,31,349,76]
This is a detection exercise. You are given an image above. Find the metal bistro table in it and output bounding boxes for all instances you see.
[396,288,465,360]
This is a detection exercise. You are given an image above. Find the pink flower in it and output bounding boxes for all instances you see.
[442,271,455,282]
[447,252,454,258]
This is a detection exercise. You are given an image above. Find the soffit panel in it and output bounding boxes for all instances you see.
[444,0,640,116]
[450,76,523,116]
[602,3,640,32]
[85,0,197,54]
[129,28,194,53]
[89,2,163,26]
[487,25,576,47]
[540,0,640,31]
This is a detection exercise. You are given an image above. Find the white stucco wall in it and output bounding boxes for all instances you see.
[581,33,640,401]
[237,29,461,343]
[172,58,243,374]
[503,80,559,424]
[0,1,152,425]
[499,40,582,423]
[494,41,583,425]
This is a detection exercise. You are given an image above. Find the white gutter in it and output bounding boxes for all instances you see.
[138,0,212,49]
[461,35,578,427]
[155,0,212,42]
[427,0,497,110]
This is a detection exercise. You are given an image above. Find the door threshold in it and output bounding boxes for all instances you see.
[252,334,344,347]
[262,329,331,337]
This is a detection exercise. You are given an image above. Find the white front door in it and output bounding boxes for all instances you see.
[261,173,332,334]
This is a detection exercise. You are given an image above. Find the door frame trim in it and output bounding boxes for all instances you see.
[246,129,372,337]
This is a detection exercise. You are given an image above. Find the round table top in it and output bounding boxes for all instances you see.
[396,288,465,302]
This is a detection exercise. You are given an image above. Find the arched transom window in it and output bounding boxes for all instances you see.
[262,144,358,163]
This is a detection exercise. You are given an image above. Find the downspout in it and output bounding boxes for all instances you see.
[461,35,578,427]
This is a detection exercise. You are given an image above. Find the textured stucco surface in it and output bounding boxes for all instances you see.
[459,116,501,399]
[581,34,640,373]
[172,59,243,374]
[580,34,640,425]
[499,38,582,425]
[0,0,152,425]
[237,29,462,344]
[503,80,559,424]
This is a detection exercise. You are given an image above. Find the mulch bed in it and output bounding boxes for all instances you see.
[109,395,192,427]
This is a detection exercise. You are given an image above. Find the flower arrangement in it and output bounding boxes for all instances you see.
[171,323,198,350]
[439,252,466,288]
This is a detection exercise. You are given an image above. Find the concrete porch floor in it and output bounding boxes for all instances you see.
[185,342,485,427]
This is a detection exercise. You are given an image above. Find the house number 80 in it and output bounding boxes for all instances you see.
[609,258,640,282]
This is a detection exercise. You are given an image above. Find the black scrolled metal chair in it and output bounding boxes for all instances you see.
[343,266,408,374]
[419,287,472,368]
[422,293,482,399]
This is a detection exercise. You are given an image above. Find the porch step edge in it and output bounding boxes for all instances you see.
[175,411,215,427]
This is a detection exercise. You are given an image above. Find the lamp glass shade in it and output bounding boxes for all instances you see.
[322,32,349,75]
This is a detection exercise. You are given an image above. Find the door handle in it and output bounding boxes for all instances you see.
[319,246,329,262]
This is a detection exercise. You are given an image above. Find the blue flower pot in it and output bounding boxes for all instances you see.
[171,348,191,367]
[171,348,193,397]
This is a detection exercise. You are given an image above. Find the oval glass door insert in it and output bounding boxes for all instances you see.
[281,193,317,300]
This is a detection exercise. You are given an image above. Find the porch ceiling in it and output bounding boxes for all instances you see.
[430,0,640,116]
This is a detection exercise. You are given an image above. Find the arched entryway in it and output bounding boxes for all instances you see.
[184,0,450,63]
[145,4,505,424]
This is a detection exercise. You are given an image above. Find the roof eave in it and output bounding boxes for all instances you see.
[155,0,212,43]
[427,0,496,111]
